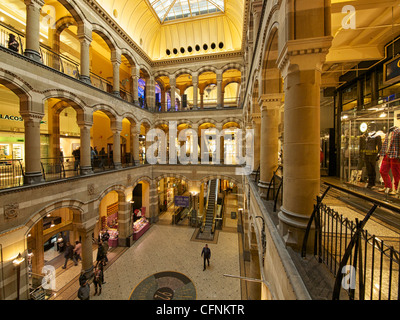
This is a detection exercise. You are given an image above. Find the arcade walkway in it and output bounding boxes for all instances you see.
[50,194,244,300]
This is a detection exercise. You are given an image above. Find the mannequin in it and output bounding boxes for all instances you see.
[379,125,400,194]
[364,122,382,188]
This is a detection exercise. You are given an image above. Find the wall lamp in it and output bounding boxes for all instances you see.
[13,253,25,300]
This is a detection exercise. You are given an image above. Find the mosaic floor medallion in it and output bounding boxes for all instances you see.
[130,271,196,300]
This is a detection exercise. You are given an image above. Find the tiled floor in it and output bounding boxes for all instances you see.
[50,193,242,300]
[93,224,241,300]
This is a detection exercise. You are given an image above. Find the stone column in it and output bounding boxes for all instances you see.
[216,71,223,109]
[24,0,44,62]
[132,67,140,104]
[258,94,282,197]
[192,73,199,110]
[20,111,44,184]
[117,200,132,247]
[169,76,176,111]
[77,23,92,84]
[216,123,224,164]
[149,180,159,223]
[146,75,155,111]
[77,121,93,175]
[111,119,122,169]
[77,224,96,279]
[200,90,204,109]
[252,117,261,174]
[132,123,140,164]
[277,37,332,250]
[111,49,121,97]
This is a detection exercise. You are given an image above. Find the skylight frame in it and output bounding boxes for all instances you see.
[147,0,225,24]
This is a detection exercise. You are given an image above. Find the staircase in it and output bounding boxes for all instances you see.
[202,179,218,233]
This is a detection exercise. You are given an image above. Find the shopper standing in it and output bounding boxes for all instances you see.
[201,244,211,271]
[93,265,103,296]
[62,242,74,269]
[73,240,82,265]
[77,278,90,300]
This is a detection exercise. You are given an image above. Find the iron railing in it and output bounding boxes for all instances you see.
[302,185,400,300]
[0,159,24,190]
[266,165,283,212]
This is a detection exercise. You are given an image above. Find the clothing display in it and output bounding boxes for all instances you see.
[379,126,400,192]
[363,131,382,187]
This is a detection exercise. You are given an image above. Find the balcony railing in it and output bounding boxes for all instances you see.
[0,159,24,189]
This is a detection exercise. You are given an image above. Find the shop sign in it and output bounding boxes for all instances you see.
[0,114,23,121]
[384,55,400,84]
[174,195,190,207]
[0,114,46,124]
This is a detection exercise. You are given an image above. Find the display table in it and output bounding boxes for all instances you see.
[133,218,150,240]
[108,238,118,247]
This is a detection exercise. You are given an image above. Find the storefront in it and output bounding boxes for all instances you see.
[339,35,400,201]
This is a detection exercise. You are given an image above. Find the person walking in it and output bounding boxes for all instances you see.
[62,241,74,269]
[93,265,103,296]
[73,240,82,265]
[96,240,106,265]
[77,277,90,300]
[201,244,211,271]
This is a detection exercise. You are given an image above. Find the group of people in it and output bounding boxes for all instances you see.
[78,240,213,300]
[77,232,110,300]
[72,146,107,171]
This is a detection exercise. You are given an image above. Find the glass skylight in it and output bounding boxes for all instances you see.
[148,0,225,23]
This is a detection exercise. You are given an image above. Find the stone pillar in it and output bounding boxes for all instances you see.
[169,76,176,111]
[149,180,159,223]
[76,224,96,279]
[258,94,282,197]
[216,123,224,164]
[200,90,204,109]
[277,37,332,250]
[24,0,44,62]
[77,23,92,84]
[252,117,261,174]
[77,121,93,175]
[146,75,155,111]
[199,183,205,217]
[192,73,198,110]
[111,119,122,169]
[216,71,223,109]
[20,111,44,184]
[117,200,132,247]
[161,88,166,112]
[111,49,121,97]
[132,123,140,164]
[132,67,140,104]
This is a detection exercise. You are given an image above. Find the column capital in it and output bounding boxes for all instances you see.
[169,76,176,87]
[111,48,121,64]
[20,111,44,122]
[24,0,44,8]
[77,121,93,129]
[277,36,333,77]
[111,119,123,133]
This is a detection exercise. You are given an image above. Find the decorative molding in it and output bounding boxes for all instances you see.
[87,183,95,196]
[4,203,19,220]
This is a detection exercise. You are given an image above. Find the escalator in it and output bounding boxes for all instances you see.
[201,179,218,234]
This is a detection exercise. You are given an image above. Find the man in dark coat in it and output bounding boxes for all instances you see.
[201,244,211,271]
[62,241,74,269]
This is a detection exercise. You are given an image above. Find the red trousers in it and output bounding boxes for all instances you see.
[379,156,400,190]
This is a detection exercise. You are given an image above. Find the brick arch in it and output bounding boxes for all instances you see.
[131,176,152,189]
[43,89,88,109]
[92,104,119,120]
[0,68,33,112]
[196,66,218,76]
[174,68,194,78]
[97,184,127,204]
[121,112,139,126]
[91,23,118,51]
[58,0,86,25]
[221,63,244,74]
[24,199,85,236]
[120,48,138,68]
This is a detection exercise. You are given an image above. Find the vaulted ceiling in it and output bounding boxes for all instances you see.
[95,0,245,61]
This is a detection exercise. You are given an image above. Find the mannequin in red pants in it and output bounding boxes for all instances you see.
[379,126,400,194]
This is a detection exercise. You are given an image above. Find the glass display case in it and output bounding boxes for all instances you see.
[341,98,400,196]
